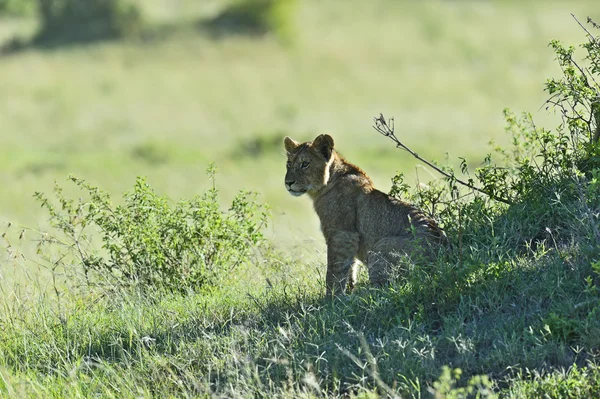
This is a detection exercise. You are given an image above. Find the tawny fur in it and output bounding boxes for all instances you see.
[284,134,446,296]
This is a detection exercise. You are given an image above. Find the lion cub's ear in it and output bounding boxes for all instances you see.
[312,134,334,160]
[284,136,300,153]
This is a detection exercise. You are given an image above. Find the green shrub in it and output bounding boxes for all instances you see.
[429,367,496,399]
[34,0,143,44]
[505,365,600,398]
[34,165,269,293]
[380,17,600,262]
[208,0,297,42]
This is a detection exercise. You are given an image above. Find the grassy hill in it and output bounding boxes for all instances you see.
[1,1,600,397]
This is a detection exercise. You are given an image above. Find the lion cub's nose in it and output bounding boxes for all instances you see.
[285,180,295,189]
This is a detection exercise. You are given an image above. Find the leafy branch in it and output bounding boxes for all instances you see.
[372,113,512,205]
[545,15,600,149]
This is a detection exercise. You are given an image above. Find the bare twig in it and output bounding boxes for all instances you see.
[372,113,512,205]
[573,14,599,47]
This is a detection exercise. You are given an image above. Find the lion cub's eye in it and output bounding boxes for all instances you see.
[301,161,310,169]
[286,161,291,169]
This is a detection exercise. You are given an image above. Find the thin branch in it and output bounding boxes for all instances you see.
[566,41,592,89]
[593,108,600,145]
[373,113,512,205]
[573,14,599,47]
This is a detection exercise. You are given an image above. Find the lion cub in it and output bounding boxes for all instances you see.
[284,134,446,295]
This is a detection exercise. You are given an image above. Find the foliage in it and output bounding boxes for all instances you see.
[207,0,297,42]
[386,18,600,261]
[429,367,495,399]
[34,0,143,44]
[33,166,269,293]
[505,365,600,398]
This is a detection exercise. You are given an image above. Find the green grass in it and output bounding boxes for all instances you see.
[2,1,600,397]
[1,240,600,397]
[1,0,599,248]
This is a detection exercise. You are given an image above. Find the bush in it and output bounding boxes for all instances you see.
[34,0,143,44]
[207,0,297,42]
[379,17,600,263]
[505,365,600,398]
[34,166,269,294]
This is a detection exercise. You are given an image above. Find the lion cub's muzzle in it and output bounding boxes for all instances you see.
[285,180,306,196]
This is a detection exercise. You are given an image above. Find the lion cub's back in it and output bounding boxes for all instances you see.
[356,188,443,244]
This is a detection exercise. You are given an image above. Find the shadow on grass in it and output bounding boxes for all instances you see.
[2,222,598,395]
[0,9,279,57]
[13,250,591,396]
[196,13,270,40]
[0,30,127,56]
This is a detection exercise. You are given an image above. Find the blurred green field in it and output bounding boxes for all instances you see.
[1,0,599,253]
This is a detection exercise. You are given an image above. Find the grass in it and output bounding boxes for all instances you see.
[2,0,600,397]
[1,239,600,397]
[1,0,599,247]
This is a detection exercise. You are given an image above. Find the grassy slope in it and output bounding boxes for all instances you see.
[2,1,600,397]
[1,243,599,397]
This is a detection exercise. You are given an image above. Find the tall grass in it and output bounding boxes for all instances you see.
[1,232,599,397]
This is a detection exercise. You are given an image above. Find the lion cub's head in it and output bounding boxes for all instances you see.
[283,134,335,197]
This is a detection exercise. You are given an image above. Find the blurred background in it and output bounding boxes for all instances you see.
[1,0,599,255]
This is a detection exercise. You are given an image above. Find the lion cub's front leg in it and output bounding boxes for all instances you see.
[325,231,360,296]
